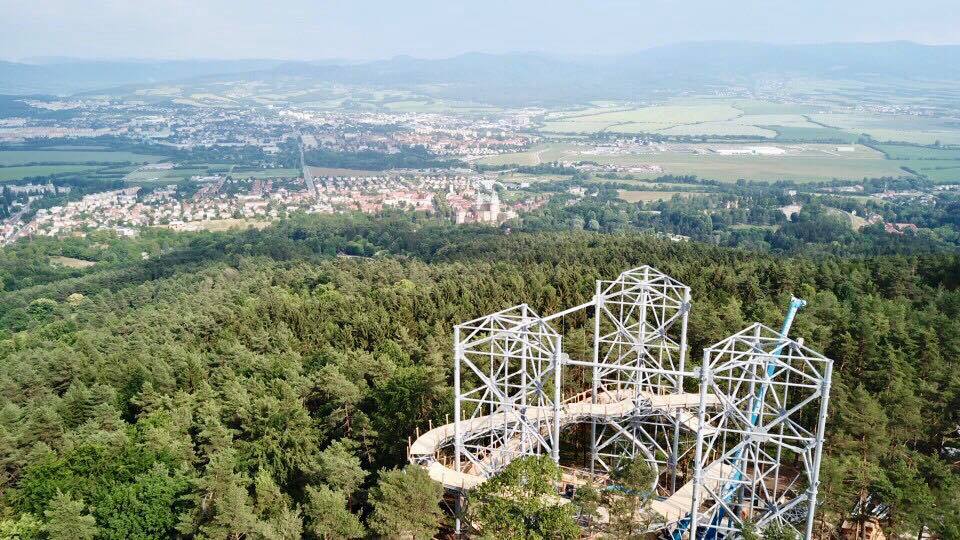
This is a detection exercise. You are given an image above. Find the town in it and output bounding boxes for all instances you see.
[2,170,550,243]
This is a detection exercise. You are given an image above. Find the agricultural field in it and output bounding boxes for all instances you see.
[899,163,960,182]
[0,164,101,182]
[810,113,960,145]
[122,164,300,183]
[477,142,905,183]
[537,99,850,140]
[0,150,165,166]
[122,168,207,183]
[872,144,960,160]
[0,149,168,182]
[872,144,960,182]
[541,103,743,134]
[227,168,301,179]
[537,98,960,147]
[308,166,382,177]
[767,126,859,143]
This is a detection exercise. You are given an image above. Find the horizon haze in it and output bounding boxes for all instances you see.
[3,0,960,61]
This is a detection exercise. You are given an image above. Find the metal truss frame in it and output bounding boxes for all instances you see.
[587,266,692,486]
[592,266,692,395]
[453,304,562,477]
[688,322,833,540]
[446,267,832,540]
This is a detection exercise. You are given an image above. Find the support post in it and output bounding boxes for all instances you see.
[689,354,711,540]
[671,409,681,493]
[590,282,602,474]
[552,334,562,462]
[454,325,462,472]
[678,288,691,388]
[671,287,691,495]
[804,360,833,540]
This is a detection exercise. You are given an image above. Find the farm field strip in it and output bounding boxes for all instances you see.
[477,143,904,182]
[0,164,101,182]
[0,150,167,166]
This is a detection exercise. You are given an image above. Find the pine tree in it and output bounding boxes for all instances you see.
[833,384,890,537]
[304,485,364,540]
[368,466,443,540]
[316,439,367,500]
[253,470,303,540]
[43,491,97,540]
[184,449,260,539]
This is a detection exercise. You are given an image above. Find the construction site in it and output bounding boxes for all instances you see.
[409,266,834,539]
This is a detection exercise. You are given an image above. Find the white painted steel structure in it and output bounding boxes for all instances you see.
[408,266,833,539]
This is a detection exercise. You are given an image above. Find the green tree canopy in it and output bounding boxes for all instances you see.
[368,465,444,539]
[468,456,579,540]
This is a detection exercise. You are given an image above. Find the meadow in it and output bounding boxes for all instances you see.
[537,97,960,150]
[0,164,100,182]
[478,143,905,183]
[223,168,301,179]
[616,190,707,202]
[122,165,300,184]
[872,144,960,182]
[0,150,165,166]
[48,255,96,269]
[811,113,960,145]
[308,166,383,177]
[122,168,207,183]
[537,99,858,142]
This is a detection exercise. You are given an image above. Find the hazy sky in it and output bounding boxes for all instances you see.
[3,0,959,61]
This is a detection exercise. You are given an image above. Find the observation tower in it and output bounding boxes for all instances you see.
[408,266,832,539]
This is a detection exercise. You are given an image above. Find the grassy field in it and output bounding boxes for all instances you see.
[768,126,859,143]
[539,100,831,138]
[873,144,960,160]
[308,166,382,177]
[123,168,206,183]
[542,104,743,134]
[901,163,960,182]
[617,190,707,202]
[123,165,302,183]
[730,100,821,115]
[163,218,273,232]
[0,164,101,182]
[229,168,301,179]
[478,143,906,182]
[811,114,960,145]
[538,99,960,146]
[871,144,960,182]
[49,255,96,269]
[495,173,572,185]
[658,122,776,138]
[542,104,828,139]
[0,150,166,166]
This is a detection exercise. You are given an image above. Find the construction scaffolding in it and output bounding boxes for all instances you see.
[408,266,833,539]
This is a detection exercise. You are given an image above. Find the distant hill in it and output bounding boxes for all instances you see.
[0,59,288,95]
[2,42,959,103]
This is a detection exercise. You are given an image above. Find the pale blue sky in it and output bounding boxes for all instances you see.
[3,0,959,61]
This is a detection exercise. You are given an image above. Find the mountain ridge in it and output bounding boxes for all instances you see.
[2,41,959,102]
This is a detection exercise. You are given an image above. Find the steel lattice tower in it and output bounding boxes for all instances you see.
[410,266,833,539]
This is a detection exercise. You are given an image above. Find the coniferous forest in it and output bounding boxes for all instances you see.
[0,213,958,538]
